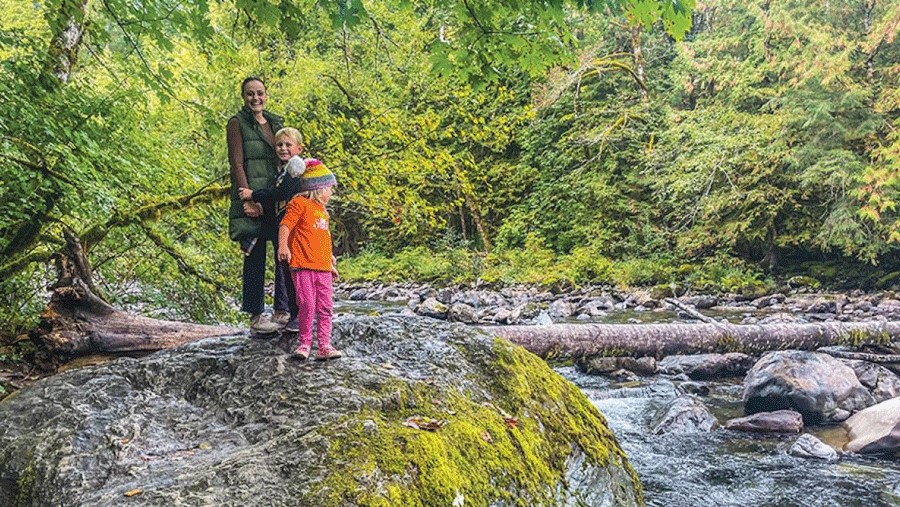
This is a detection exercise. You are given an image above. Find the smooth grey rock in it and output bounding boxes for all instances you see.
[651,396,718,435]
[435,288,453,305]
[844,396,900,454]
[744,350,875,424]
[683,295,719,309]
[493,307,513,324]
[548,300,576,319]
[416,297,449,319]
[447,303,477,324]
[349,288,368,301]
[725,410,803,433]
[844,360,900,403]
[531,311,554,326]
[789,434,838,461]
[0,317,641,507]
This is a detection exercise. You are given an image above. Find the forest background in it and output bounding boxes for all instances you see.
[1,0,899,340]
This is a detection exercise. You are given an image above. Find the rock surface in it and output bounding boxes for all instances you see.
[0,317,641,507]
[651,396,718,435]
[658,353,755,379]
[724,410,804,433]
[789,434,838,462]
[844,396,900,454]
[743,350,874,424]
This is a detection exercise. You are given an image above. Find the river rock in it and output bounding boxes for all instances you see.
[844,360,900,403]
[576,357,657,376]
[416,297,449,319]
[0,317,641,507]
[651,396,718,435]
[349,288,369,301]
[548,300,576,319]
[493,307,513,324]
[743,350,875,424]
[658,353,755,379]
[447,302,477,324]
[789,434,838,461]
[844,396,900,454]
[875,299,900,316]
[724,410,803,433]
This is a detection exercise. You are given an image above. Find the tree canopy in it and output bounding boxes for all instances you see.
[2,0,899,335]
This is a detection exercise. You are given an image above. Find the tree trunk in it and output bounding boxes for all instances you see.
[630,25,647,101]
[484,321,900,360]
[30,230,242,359]
[49,0,89,84]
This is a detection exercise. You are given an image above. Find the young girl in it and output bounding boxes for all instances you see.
[277,163,341,360]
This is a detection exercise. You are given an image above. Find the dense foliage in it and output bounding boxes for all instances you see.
[1,0,898,336]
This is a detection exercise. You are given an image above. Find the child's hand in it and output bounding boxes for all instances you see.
[243,202,263,217]
[278,249,291,263]
[238,187,253,201]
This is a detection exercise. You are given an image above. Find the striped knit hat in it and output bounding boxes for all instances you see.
[299,159,337,191]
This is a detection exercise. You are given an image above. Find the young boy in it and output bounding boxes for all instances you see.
[238,127,328,332]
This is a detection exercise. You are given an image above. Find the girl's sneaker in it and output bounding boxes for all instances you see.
[292,344,311,360]
[315,346,342,361]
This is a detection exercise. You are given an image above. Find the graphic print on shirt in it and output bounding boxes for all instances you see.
[314,210,329,231]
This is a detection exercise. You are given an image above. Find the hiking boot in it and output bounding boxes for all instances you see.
[315,346,343,361]
[249,314,280,334]
[284,316,299,333]
[292,344,311,360]
[271,311,291,328]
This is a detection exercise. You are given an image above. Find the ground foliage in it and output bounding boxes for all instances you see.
[0,0,898,336]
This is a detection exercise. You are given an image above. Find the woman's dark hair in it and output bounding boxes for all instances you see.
[241,76,266,93]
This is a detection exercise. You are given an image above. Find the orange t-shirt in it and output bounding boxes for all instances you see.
[280,196,332,271]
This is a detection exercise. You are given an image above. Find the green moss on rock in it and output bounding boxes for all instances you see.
[311,339,642,506]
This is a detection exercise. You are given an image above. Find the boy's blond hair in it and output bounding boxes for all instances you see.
[299,188,332,205]
[274,127,302,146]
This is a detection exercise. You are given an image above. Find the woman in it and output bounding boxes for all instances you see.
[227,77,291,333]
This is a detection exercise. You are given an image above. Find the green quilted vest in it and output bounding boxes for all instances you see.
[228,107,284,241]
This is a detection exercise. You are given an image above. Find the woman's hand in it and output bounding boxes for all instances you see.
[278,248,291,263]
[331,255,339,280]
[243,202,263,218]
[238,187,254,201]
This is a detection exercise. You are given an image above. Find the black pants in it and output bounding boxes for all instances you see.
[241,237,295,316]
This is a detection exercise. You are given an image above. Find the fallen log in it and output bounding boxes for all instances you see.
[33,277,242,357]
[30,231,241,359]
[483,321,900,360]
[30,233,900,361]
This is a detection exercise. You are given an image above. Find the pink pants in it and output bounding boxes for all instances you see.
[292,269,333,349]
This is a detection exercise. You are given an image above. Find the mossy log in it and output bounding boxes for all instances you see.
[484,321,900,360]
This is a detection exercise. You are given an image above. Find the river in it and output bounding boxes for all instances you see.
[336,298,900,507]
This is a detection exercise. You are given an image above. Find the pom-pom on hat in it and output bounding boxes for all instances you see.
[299,159,337,191]
[285,155,306,178]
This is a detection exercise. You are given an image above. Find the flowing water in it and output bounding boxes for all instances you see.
[559,367,900,507]
[340,300,900,506]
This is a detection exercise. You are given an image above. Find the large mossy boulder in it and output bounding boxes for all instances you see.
[0,316,642,507]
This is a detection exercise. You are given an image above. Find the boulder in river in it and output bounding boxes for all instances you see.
[0,317,642,507]
[724,410,804,433]
[844,396,900,455]
[651,396,718,435]
[789,433,838,462]
[743,350,874,424]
